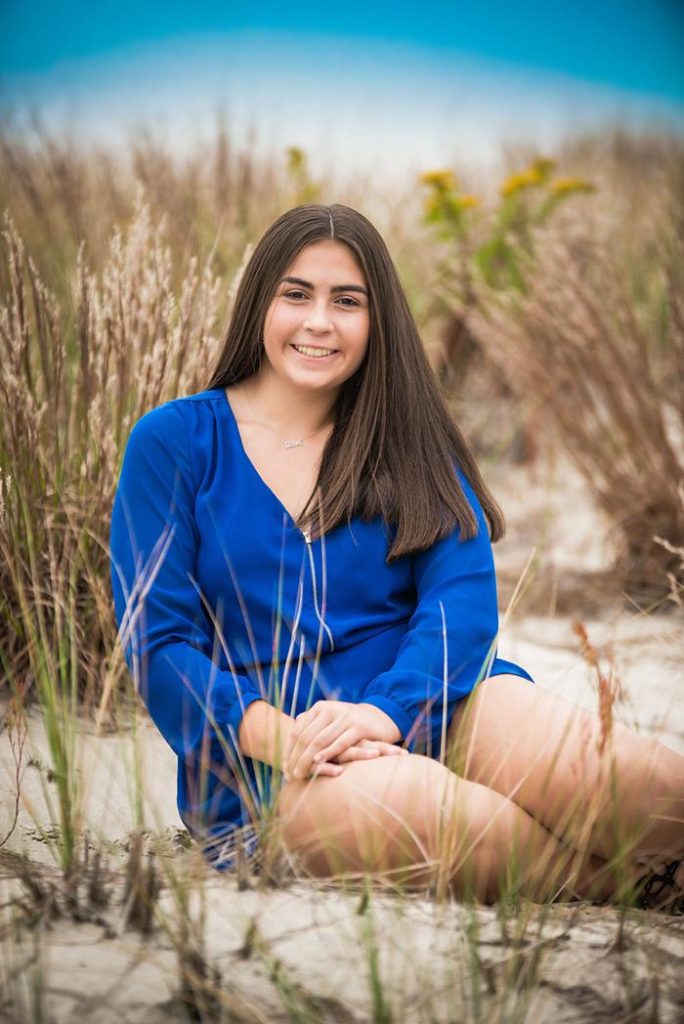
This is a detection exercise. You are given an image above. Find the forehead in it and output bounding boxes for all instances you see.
[285,240,365,282]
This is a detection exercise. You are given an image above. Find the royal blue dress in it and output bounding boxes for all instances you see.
[109,388,533,867]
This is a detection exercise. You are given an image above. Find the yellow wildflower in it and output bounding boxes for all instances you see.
[500,168,537,196]
[549,176,595,196]
[419,169,458,191]
[500,156,558,197]
[456,194,480,209]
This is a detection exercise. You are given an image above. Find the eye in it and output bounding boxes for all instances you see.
[336,296,361,307]
[283,289,307,300]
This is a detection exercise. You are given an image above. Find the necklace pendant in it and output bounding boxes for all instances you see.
[284,439,303,449]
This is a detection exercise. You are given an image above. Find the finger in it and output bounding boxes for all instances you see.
[353,739,401,753]
[373,742,409,756]
[286,731,405,776]
[311,761,344,777]
[287,762,344,781]
[335,744,382,763]
[283,761,343,783]
[288,703,325,748]
[289,719,351,779]
[284,718,321,774]
[295,702,326,727]
[334,741,408,764]
[287,708,317,755]
[288,709,338,758]
[309,726,365,769]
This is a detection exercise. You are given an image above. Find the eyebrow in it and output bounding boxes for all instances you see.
[280,275,369,297]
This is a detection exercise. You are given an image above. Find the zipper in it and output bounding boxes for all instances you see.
[301,527,336,652]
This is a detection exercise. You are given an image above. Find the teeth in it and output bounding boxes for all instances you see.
[293,345,336,358]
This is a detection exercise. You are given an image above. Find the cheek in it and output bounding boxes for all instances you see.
[267,306,299,337]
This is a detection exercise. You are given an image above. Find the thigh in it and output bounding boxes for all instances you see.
[273,752,510,896]
[445,674,673,853]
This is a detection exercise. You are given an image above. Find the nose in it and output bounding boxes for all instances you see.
[303,300,333,334]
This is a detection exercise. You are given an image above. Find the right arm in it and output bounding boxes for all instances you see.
[110,403,265,771]
[238,699,295,768]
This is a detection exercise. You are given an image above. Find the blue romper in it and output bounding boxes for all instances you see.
[109,388,533,869]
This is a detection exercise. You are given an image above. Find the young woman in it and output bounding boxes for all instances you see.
[110,203,684,907]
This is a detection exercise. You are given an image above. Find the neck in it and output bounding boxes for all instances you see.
[241,366,339,437]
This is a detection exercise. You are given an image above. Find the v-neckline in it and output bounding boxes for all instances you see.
[218,386,314,531]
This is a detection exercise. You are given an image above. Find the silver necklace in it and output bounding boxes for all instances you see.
[240,386,333,449]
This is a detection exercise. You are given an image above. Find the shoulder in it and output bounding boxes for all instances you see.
[122,390,226,491]
[128,389,224,444]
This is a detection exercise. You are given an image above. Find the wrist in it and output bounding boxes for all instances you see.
[359,702,403,745]
[238,699,295,767]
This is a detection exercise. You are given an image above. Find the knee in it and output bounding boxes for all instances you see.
[272,754,459,878]
[377,755,507,864]
[437,777,524,902]
[342,752,458,834]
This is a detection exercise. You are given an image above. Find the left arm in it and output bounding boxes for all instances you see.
[284,469,500,775]
[360,469,500,758]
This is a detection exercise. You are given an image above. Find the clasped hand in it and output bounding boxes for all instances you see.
[282,700,405,781]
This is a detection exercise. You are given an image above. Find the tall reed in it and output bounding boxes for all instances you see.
[469,217,684,602]
[418,130,684,601]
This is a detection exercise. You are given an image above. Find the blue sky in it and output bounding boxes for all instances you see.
[3,0,684,99]
[2,2,682,182]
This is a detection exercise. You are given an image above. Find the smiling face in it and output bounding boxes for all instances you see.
[260,240,371,399]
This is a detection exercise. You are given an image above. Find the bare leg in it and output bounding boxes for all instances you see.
[274,753,615,903]
[447,675,684,885]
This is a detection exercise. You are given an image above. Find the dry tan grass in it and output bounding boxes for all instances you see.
[466,219,684,603]
[1,124,682,700]
[0,195,226,711]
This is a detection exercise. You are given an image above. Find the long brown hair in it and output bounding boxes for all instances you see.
[206,203,505,561]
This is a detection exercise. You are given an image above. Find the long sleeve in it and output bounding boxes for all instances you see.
[109,402,265,764]
[360,469,501,757]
